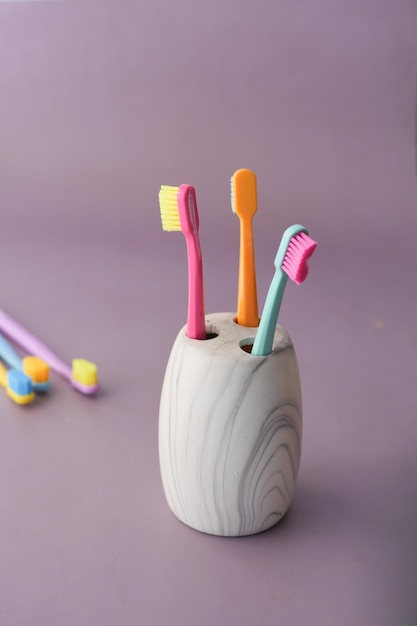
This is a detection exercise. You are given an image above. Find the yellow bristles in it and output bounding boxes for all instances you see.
[7,387,35,405]
[159,185,181,231]
[72,359,98,386]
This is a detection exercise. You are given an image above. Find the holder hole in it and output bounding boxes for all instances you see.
[233,315,260,328]
[239,338,254,353]
[205,332,218,340]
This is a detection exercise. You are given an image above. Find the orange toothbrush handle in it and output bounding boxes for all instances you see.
[237,218,258,327]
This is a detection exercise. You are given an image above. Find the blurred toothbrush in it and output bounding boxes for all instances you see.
[0,360,34,405]
[0,333,50,392]
[251,224,317,356]
[231,168,259,327]
[159,184,206,340]
[0,309,99,395]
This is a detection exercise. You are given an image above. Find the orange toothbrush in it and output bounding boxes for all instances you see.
[231,169,259,327]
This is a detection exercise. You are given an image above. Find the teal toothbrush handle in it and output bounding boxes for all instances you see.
[251,269,288,356]
[0,333,22,371]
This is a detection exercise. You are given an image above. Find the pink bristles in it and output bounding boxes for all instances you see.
[282,232,318,285]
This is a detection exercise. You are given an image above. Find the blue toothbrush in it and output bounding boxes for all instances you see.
[0,333,50,392]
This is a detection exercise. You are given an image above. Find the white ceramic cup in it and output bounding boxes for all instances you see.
[159,312,302,536]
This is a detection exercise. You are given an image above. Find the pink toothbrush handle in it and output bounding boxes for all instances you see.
[185,234,205,340]
[0,310,72,381]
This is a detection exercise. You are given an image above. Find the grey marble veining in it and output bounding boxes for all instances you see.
[159,313,302,536]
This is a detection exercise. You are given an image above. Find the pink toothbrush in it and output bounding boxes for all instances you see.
[0,309,99,395]
[159,184,206,340]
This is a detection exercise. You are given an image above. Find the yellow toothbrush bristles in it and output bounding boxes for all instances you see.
[22,356,49,383]
[7,387,35,405]
[0,361,35,405]
[72,359,98,386]
[159,185,181,231]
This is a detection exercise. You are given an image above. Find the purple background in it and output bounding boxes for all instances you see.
[1,1,417,624]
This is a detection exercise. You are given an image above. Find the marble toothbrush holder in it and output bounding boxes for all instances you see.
[158,312,302,537]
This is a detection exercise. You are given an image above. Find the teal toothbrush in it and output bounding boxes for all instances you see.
[251,224,317,356]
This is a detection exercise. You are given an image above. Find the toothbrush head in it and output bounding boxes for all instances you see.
[282,232,317,285]
[7,369,35,405]
[159,184,199,237]
[70,359,99,395]
[276,224,317,285]
[22,356,50,392]
[230,169,257,220]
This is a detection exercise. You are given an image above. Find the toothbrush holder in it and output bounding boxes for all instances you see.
[158,312,302,537]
